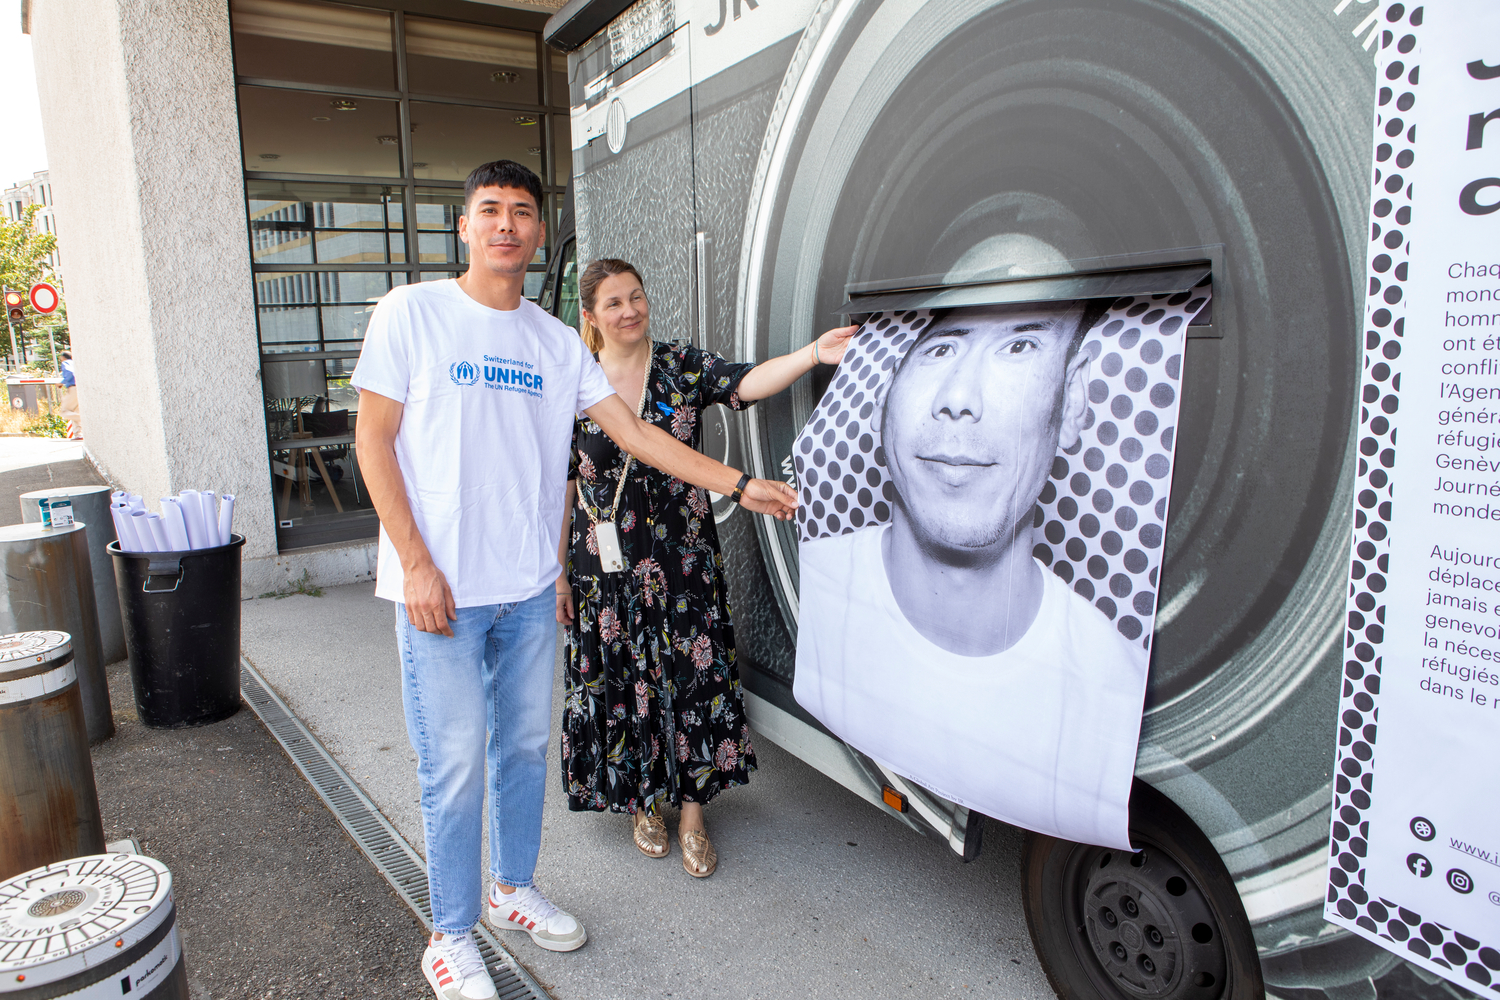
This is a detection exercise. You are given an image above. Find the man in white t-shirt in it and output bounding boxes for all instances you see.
[795,300,1145,850]
[353,161,796,1000]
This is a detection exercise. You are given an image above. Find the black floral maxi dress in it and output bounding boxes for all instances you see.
[562,340,758,815]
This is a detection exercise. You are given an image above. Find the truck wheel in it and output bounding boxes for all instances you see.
[1021,781,1263,1000]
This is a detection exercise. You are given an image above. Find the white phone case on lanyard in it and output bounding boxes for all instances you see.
[595,521,625,573]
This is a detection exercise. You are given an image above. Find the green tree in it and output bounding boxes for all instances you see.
[0,204,62,369]
[28,299,70,373]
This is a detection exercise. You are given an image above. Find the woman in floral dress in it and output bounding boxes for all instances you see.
[556,258,854,877]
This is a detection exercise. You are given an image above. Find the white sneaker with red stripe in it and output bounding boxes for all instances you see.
[486,883,587,952]
[422,930,496,1000]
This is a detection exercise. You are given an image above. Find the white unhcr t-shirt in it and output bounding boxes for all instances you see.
[795,525,1146,849]
[351,280,613,607]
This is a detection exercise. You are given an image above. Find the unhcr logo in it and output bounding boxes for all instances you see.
[450,361,480,386]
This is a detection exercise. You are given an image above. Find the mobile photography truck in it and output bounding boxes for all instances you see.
[536,1,1480,999]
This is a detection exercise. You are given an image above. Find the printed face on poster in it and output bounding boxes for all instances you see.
[792,289,1208,850]
[1324,2,1500,990]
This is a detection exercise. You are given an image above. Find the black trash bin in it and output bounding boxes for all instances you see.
[108,534,245,728]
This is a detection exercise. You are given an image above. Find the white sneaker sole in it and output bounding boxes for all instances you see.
[486,905,588,953]
[422,947,497,1000]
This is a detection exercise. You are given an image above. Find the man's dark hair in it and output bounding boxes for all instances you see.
[1073,298,1115,357]
[464,160,544,215]
[60,351,71,360]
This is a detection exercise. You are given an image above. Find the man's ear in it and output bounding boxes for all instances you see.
[1058,351,1091,451]
[457,211,470,245]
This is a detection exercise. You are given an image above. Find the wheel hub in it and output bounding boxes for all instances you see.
[1080,848,1228,998]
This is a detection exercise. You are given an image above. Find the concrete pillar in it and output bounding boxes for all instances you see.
[28,0,278,578]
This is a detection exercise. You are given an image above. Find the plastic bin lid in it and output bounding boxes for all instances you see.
[0,855,174,990]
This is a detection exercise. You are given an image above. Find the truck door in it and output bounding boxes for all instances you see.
[567,0,698,346]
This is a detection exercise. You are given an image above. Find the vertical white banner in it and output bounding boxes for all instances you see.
[1327,2,1500,993]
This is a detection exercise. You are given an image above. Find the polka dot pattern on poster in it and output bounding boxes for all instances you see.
[793,285,1209,650]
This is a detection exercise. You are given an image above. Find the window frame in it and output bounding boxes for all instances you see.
[231,0,566,550]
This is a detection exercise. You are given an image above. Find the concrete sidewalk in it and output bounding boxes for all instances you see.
[0,437,438,998]
[0,438,102,526]
[241,584,1055,1000]
[92,659,428,999]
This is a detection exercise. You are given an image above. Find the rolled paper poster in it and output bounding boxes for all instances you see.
[129,509,158,552]
[110,490,126,503]
[198,491,222,547]
[126,494,145,512]
[178,490,208,549]
[158,498,191,551]
[145,513,172,551]
[111,503,143,552]
[217,494,235,544]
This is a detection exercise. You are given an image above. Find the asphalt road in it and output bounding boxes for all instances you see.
[0,437,431,999]
[91,657,429,999]
[242,583,1058,1000]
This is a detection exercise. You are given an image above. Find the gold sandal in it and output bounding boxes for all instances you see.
[633,811,669,858]
[679,828,717,878]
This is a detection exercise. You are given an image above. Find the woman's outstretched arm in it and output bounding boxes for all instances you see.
[734,324,859,401]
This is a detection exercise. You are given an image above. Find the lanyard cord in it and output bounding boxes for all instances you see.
[583,348,652,527]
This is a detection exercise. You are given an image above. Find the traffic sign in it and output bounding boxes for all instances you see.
[3,290,23,323]
[29,282,58,314]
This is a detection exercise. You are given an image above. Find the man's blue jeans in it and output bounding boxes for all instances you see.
[397,588,556,935]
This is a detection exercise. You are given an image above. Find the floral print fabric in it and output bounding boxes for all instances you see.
[562,341,758,815]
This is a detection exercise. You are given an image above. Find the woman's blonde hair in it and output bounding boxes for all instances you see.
[577,257,645,354]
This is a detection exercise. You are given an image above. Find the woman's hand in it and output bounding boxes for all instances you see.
[739,478,799,521]
[813,324,860,367]
[555,581,575,625]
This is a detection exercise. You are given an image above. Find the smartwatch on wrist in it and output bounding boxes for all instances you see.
[730,472,751,506]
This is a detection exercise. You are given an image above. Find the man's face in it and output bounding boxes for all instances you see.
[881,303,1090,556]
[457,184,544,277]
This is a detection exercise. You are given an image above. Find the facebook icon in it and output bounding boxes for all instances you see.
[1407,852,1433,878]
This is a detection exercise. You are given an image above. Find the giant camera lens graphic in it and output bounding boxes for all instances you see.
[740,0,1358,765]
[729,0,1370,987]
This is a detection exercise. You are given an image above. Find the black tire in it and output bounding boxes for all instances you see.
[1022,780,1264,1000]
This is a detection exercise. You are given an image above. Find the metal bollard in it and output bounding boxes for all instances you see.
[21,486,126,665]
[0,854,187,997]
[0,631,105,882]
[0,523,112,743]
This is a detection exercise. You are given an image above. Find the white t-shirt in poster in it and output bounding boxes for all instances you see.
[794,525,1146,849]
[351,280,614,607]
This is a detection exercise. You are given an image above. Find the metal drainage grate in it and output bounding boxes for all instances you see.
[240,658,551,1000]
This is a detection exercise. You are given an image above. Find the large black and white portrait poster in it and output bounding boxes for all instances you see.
[1325,2,1500,992]
[792,291,1207,850]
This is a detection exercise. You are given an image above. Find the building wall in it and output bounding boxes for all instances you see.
[29,0,172,502]
[29,0,378,594]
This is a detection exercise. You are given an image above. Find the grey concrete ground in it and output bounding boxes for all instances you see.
[0,437,86,474]
[91,640,428,999]
[0,439,101,525]
[242,583,1057,1000]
